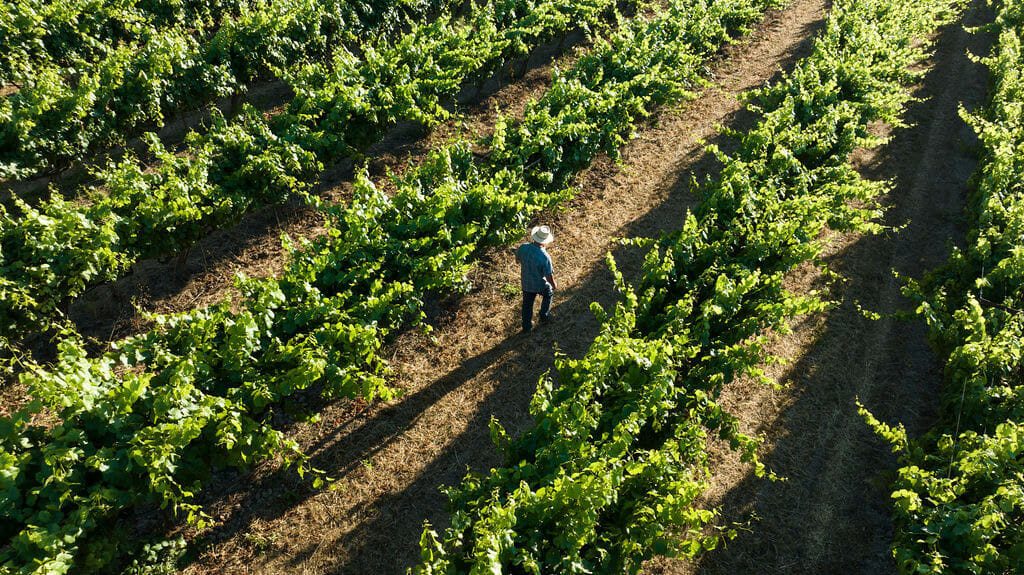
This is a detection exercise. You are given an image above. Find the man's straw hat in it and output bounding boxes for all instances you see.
[531,225,553,244]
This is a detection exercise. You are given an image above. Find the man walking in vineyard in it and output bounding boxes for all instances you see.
[515,225,557,333]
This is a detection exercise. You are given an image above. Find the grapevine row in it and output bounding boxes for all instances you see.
[862,0,1024,571]
[0,0,770,571]
[415,0,961,570]
[0,0,455,178]
[0,0,251,88]
[0,0,619,352]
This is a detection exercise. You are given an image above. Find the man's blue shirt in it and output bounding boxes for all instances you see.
[516,243,553,293]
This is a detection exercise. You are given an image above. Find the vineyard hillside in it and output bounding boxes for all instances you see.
[1,0,1019,573]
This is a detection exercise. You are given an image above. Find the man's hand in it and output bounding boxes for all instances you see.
[545,275,557,290]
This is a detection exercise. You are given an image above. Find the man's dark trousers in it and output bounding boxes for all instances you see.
[522,285,553,332]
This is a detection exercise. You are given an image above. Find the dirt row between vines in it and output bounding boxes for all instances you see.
[175,0,835,572]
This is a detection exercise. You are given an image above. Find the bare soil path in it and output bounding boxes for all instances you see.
[179,1,830,572]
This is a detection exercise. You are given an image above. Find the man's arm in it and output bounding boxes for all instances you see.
[545,274,557,290]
